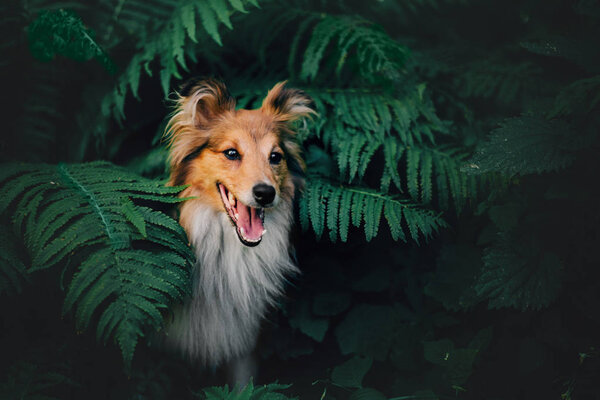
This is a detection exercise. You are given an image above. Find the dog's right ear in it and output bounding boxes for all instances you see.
[178,78,236,128]
[166,78,236,171]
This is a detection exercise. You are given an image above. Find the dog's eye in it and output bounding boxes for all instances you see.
[223,149,241,160]
[269,152,283,165]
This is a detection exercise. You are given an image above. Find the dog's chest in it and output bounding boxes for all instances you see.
[166,204,297,365]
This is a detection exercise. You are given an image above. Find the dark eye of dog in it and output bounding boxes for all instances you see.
[269,152,283,165]
[224,149,240,160]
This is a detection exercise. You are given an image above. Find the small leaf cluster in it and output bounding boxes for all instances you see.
[28,9,113,71]
[198,381,295,400]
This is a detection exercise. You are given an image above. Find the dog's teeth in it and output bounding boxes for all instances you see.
[234,213,239,220]
[240,227,245,236]
[228,192,235,205]
[262,229,267,235]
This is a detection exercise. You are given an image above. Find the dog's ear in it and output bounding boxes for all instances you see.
[179,78,236,128]
[165,78,235,178]
[261,81,315,123]
[261,82,313,191]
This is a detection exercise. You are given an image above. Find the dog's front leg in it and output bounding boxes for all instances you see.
[227,352,258,388]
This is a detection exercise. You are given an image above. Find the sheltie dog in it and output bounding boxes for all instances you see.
[163,78,313,384]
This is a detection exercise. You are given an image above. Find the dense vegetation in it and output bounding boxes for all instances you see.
[1,0,599,398]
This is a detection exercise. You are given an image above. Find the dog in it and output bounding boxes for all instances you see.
[163,78,313,384]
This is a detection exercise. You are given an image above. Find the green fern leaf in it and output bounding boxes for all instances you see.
[339,189,353,242]
[0,162,193,368]
[420,150,433,204]
[326,187,340,242]
[196,1,222,45]
[307,179,325,238]
[121,197,147,237]
[303,178,446,243]
[180,3,197,42]
[383,202,405,242]
[208,0,234,30]
[363,197,384,241]
[406,147,421,200]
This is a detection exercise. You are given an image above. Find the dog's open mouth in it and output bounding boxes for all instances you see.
[218,183,265,247]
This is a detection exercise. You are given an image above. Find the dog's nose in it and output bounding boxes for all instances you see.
[253,184,276,206]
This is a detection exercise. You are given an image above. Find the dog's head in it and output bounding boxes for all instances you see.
[166,78,314,247]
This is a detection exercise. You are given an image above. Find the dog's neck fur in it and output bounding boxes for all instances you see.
[165,199,298,367]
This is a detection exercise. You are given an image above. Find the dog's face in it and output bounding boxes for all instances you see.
[166,79,313,247]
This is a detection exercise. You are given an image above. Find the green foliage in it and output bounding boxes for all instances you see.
[335,304,401,361]
[0,225,28,296]
[423,339,478,386]
[455,60,541,104]
[298,14,409,81]
[424,245,482,311]
[300,178,447,242]
[466,116,576,176]
[475,234,563,311]
[348,388,386,400]
[305,87,473,207]
[0,162,193,368]
[0,361,74,400]
[288,296,330,342]
[28,9,113,71]
[552,75,600,117]
[200,381,295,400]
[101,0,259,120]
[331,356,373,389]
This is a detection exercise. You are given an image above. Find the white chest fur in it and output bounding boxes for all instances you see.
[165,202,298,366]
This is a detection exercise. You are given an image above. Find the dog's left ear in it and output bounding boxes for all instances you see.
[262,82,314,189]
[261,81,315,123]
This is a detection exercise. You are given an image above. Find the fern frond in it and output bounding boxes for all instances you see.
[303,87,466,207]
[0,162,193,368]
[298,14,409,81]
[301,178,447,242]
[102,0,259,121]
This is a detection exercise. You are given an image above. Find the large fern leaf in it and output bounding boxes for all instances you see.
[304,87,475,209]
[0,162,193,368]
[300,178,446,243]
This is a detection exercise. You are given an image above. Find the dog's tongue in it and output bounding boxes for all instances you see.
[235,202,264,241]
